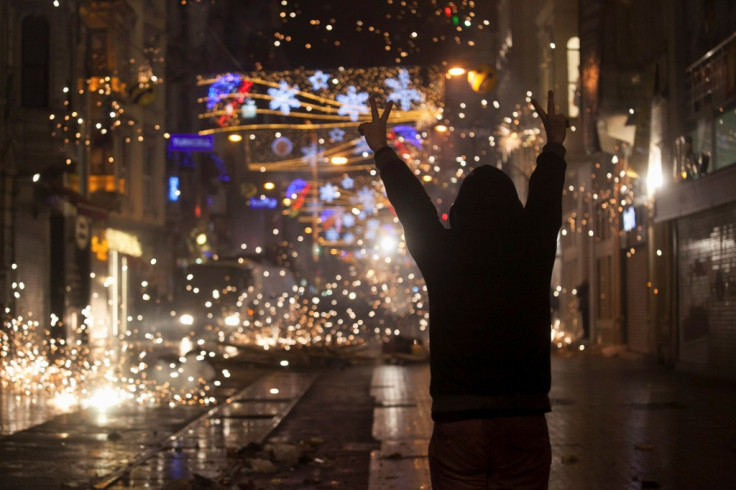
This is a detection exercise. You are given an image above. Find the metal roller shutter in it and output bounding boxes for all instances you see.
[677,203,736,369]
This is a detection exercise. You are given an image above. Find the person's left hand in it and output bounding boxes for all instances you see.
[358,96,393,152]
[531,90,568,145]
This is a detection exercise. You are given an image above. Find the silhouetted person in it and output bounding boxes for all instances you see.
[360,90,568,489]
[576,280,590,340]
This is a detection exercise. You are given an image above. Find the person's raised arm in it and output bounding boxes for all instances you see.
[526,90,568,233]
[359,96,444,257]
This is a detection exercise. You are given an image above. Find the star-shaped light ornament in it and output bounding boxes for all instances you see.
[341,175,354,189]
[329,128,346,142]
[353,139,371,155]
[309,70,330,91]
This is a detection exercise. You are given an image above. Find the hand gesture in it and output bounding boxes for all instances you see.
[358,96,393,152]
[531,90,568,145]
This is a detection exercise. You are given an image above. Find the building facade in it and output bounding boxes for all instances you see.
[496,0,736,377]
[0,0,168,358]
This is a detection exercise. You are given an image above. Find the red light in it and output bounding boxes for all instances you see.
[444,6,451,16]
[441,212,449,221]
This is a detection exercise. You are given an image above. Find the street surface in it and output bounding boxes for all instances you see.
[1,349,735,489]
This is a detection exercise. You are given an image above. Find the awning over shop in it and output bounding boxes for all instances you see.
[48,185,109,220]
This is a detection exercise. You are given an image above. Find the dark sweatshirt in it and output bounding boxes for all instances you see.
[374,144,567,421]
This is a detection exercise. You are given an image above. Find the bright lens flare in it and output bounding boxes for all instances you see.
[380,236,396,252]
[84,386,126,411]
[52,391,79,412]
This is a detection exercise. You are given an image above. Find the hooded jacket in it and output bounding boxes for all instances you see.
[374,144,567,421]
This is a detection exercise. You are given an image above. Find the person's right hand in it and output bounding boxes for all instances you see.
[358,96,393,152]
[531,90,568,145]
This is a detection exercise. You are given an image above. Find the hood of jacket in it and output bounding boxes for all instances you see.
[449,165,523,236]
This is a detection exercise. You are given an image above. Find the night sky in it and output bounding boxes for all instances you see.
[199,0,496,72]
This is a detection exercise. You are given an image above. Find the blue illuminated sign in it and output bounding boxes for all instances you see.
[623,206,636,231]
[169,134,214,152]
[249,196,278,209]
[168,176,180,201]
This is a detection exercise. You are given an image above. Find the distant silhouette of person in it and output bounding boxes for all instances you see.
[576,280,590,340]
[360,90,568,489]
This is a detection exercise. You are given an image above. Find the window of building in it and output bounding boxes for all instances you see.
[715,106,736,171]
[596,256,612,319]
[143,146,154,213]
[566,36,580,118]
[21,16,50,108]
[89,31,109,76]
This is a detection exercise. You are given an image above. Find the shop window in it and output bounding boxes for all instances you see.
[21,16,50,108]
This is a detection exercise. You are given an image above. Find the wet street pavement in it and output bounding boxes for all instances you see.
[2,349,736,489]
[368,352,736,490]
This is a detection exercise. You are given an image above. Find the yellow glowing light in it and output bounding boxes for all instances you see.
[195,233,207,245]
[179,337,194,357]
[330,156,348,165]
[264,182,275,190]
[85,386,125,411]
[228,134,243,142]
[53,392,79,411]
[448,67,466,76]
[435,124,448,132]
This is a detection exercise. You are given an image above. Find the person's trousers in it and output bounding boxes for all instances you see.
[428,415,551,490]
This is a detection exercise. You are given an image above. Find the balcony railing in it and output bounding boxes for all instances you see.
[686,32,736,118]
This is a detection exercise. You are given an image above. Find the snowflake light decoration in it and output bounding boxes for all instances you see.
[337,86,369,122]
[268,81,301,115]
[325,228,340,242]
[342,214,356,228]
[355,186,376,214]
[301,142,321,163]
[309,70,330,91]
[365,218,380,239]
[385,69,424,111]
[320,183,338,202]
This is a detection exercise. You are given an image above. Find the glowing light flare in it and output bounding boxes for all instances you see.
[84,385,128,411]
